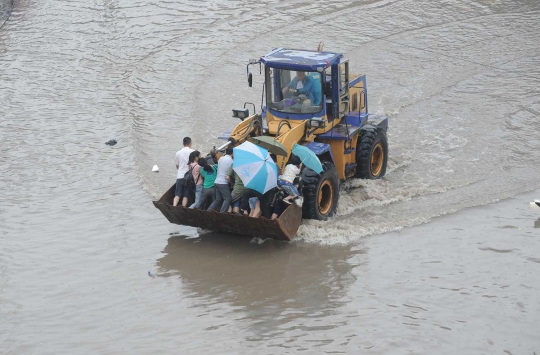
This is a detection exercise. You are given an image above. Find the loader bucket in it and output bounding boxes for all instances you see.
[153,184,302,241]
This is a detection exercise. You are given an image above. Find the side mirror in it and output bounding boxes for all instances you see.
[248,73,253,87]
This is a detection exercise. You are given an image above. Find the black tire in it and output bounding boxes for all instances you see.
[355,126,388,179]
[301,162,339,220]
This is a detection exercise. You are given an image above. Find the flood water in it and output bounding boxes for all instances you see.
[1,0,540,353]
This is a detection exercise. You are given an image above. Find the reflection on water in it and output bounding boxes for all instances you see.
[157,234,362,340]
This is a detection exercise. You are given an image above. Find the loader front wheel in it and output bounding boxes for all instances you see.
[355,126,388,179]
[302,162,339,220]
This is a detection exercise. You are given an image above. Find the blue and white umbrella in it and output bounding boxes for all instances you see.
[233,141,278,194]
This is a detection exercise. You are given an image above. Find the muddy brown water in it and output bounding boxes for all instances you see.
[1,0,540,353]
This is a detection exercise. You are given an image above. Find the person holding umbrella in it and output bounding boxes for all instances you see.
[237,153,278,217]
[227,165,247,213]
[231,141,278,206]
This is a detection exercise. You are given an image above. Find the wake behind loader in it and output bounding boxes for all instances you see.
[154,47,389,240]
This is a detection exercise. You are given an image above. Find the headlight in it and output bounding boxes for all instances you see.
[308,117,327,129]
[232,108,249,120]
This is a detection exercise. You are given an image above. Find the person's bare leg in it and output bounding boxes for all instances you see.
[233,206,240,213]
[271,213,278,220]
[252,202,261,218]
[248,202,256,217]
[173,196,180,206]
[181,196,189,207]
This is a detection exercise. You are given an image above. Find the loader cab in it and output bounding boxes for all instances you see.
[259,48,345,123]
[266,68,323,115]
[324,60,350,121]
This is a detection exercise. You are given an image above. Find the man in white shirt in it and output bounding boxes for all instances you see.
[173,137,195,207]
[207,147,234,213]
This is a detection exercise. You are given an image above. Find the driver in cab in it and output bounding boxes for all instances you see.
[282,71,321,109]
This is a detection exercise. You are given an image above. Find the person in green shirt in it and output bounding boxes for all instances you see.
[227,166,247,214]
[190,158,218,209]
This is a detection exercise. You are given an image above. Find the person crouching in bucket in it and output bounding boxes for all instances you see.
[277,155,302,207]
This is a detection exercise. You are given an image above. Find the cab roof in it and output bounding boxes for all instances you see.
[259,48,343,71]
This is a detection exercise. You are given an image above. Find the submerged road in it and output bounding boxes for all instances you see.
[1,0,539,353]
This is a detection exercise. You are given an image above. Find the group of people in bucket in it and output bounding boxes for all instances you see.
[173,137,303,219]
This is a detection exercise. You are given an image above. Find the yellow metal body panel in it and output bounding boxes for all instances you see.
[265,110,342,137]
[272,120,309,173]
[348,74,367,115]
[317,135,360,180]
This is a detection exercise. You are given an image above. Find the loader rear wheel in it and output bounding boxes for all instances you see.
[302,162,339,220]
[355,126,388,179]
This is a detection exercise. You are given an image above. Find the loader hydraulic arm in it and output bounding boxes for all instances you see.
[228,114,263,146]
[211,114,262,161]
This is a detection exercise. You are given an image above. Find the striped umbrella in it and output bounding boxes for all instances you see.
[232,141,278,194]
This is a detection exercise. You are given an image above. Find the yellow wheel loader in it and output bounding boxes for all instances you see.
[154,48,389,241]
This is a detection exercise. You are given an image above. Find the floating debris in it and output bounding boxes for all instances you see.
[105,139,117,146]
[152,165,159,172]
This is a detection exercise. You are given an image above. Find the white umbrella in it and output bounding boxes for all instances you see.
[232,141,278,194]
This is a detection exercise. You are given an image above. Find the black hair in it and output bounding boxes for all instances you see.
[188,150,200,164]
[225,147,234,155]
[288,154,301,166]
[198,156,212,172]
[269,153,277,162]
[183,137,192,146]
